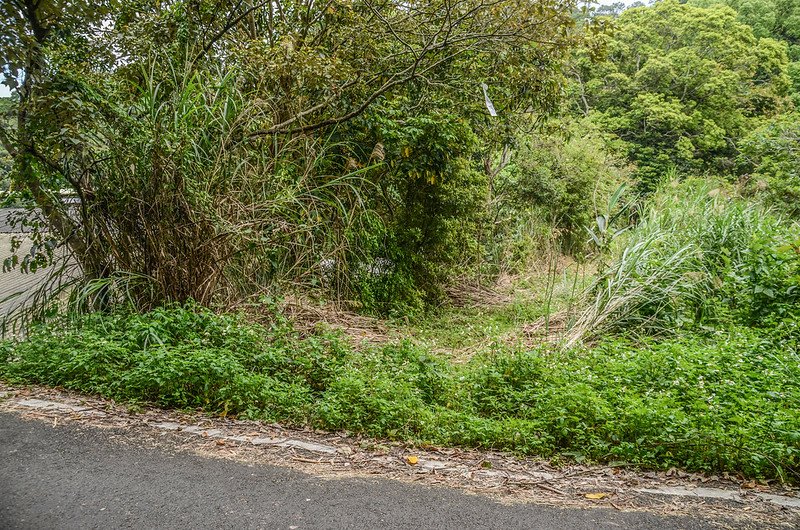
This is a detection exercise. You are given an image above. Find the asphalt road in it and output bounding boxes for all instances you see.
[0,414,714,530]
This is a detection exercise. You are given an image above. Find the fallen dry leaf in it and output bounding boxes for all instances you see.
[585,492,609,500]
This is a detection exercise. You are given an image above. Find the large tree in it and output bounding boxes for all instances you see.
[691,0,800,103]
[0,0,577,310]
[570,0,791,189]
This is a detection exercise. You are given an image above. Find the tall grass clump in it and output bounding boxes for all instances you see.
[566,179,800,346]
[0,59,378,324]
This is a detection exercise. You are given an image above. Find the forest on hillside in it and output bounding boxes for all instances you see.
[1,0,799,486]
[0,0,797,313]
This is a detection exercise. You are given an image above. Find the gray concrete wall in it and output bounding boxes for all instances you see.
[0,234,59,317]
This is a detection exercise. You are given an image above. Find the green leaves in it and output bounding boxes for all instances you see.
[567,178,800,346]
[738,112,800,218]
[3,303,798,481]
[2,0,579,314]
[574,0,791,187]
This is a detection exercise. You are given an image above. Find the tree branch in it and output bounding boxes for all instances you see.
[194,1,269,64]
[0,123,17,157]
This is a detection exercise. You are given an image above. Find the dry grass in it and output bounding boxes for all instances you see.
[239,294,396,346]
[444,276,512,309]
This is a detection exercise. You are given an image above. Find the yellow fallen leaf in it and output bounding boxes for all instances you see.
[585,492,608,500]
[406,455,419,465]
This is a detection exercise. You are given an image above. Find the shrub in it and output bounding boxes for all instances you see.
[738,113,800,218]
[349,108,488,314]
[566,179,800,345]
[0,303,338,420]
[2,304,798,482]
[495,118,631,257]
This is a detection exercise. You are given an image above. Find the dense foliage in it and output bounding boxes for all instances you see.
[2,304,797,482]
[567,180,800,345]
[1,0,798,486]
[1,0,797,310]
[574,0,791,190]
[738,112,800,216]
[0,0,576,312]
[494,118,631,257]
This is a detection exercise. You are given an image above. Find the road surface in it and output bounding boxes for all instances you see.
[0,413,715,530]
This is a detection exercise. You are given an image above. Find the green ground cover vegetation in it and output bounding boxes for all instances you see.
[3,180,798,482]
[2,302,797,482]
[0,0,798,484]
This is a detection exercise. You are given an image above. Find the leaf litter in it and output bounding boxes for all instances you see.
[1,382,798,529]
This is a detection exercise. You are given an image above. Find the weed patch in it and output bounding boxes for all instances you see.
[567,180,800,345]
[1,304,798,483]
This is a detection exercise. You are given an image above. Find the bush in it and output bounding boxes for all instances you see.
[738,113,800,218]
[495,118,631,257]
[567,179,800,345]
[0,303,344,420]
[2,304,798,482]
[348,108,488,314]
